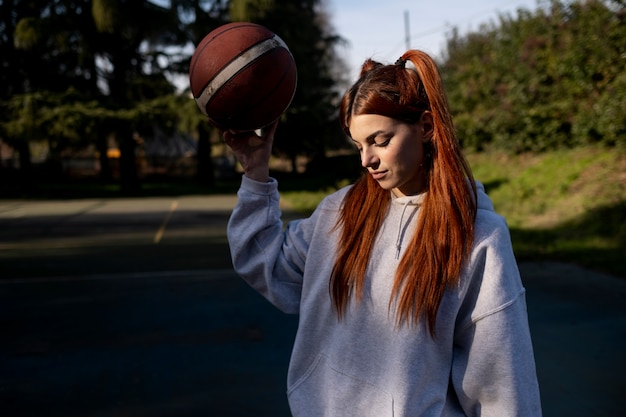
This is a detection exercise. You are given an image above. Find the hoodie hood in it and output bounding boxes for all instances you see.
[475,181,495,212]
[388,181,493,258]
[391,192,426,207]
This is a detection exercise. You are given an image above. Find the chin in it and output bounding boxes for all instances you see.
[374,179,394,190]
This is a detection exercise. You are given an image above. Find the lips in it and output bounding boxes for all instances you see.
[371,170,387,180]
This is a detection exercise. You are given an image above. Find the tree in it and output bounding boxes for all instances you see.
[91,0,188,192]
[441,0,625,153]
[1,0,194,192]
[0,0,103,186]
[1,0,351,192]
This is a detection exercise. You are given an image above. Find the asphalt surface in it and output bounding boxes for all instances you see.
[1,196,625,416]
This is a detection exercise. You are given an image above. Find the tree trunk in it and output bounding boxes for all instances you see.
[17,139,33,190]
[290,154,298,175]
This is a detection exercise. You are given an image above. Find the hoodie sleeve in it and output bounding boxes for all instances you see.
[227,176,310,314]
[450,211,543,416]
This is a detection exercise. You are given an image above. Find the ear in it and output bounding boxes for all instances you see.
[420,111,434,142]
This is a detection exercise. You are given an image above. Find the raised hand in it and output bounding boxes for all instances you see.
[223,120,279,182]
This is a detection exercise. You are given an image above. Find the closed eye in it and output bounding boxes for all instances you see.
[374,136,392,147]
[351,130,391,151]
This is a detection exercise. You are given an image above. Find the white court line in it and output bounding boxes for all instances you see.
[0,269,237,284]
[154,200,178,243]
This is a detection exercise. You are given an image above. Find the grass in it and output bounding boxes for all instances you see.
[467,147,623,228]
[466,147,626,277]
[281,146,626,278]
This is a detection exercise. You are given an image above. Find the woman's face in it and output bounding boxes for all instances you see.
[349,113,432,197]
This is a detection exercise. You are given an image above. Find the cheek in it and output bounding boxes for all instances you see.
[393,144,424,170]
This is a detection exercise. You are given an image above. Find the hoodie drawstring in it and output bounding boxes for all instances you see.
[395,200,419,259]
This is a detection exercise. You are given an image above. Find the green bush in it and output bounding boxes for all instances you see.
[443,0,626,152]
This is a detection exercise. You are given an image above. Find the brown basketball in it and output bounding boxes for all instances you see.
[189,22,297,131]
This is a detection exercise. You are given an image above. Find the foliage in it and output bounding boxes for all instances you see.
[0,0,191,191]
[2,0,625,195]
[0,0,346,189]
[441,0,626,152]
[1,89,186,152]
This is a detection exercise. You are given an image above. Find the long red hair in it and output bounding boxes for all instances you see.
[331,50,477,335]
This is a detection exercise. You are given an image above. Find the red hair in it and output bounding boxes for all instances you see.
[331,50,477,336]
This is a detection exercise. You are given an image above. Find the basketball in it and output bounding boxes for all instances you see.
[189,22,298,132]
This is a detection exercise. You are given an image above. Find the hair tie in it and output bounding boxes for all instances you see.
[395,57,407,68]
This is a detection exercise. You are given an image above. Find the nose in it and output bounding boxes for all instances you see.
[360,147,379,169]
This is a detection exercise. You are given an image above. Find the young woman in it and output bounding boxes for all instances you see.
[224,49,542,416]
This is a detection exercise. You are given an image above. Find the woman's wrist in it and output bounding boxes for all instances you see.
[244,165,270,182]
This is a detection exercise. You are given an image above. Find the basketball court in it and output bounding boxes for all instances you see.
[1,196,624,416]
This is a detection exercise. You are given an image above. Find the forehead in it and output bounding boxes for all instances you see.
[349,114,402,140]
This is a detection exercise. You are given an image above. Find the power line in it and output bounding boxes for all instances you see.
[388,0,534,59]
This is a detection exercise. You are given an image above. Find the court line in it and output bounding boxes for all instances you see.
[154,200,178,243]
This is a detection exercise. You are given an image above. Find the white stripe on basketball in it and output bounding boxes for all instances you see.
[196,35,290,116]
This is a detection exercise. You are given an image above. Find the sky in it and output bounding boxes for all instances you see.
[329,0,541,79]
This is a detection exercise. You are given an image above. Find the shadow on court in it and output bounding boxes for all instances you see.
[0,196,624,416]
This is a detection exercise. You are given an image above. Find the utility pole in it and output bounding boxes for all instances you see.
[404,10,410,50]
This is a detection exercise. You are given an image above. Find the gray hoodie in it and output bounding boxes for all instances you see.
[227,176,542,416]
